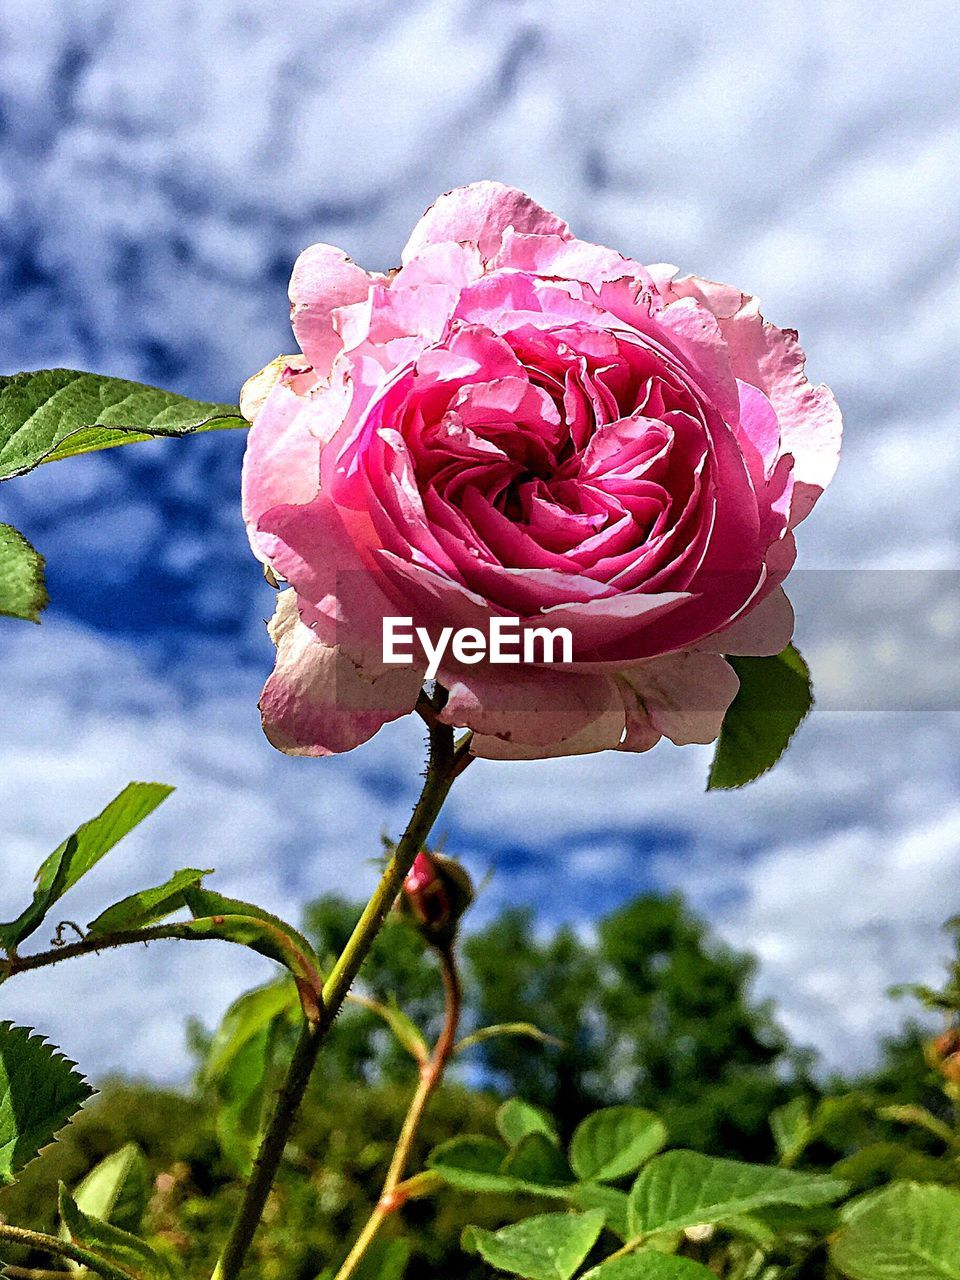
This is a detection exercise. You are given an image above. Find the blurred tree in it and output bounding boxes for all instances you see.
[305,889,806,1158]
[464,893,806,1157]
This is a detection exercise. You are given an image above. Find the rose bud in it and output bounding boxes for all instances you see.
[926,1027,960,1083]
[401,850,474,947]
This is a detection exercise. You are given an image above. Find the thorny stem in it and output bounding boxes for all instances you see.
[333,945,464,1280]
[0,1225,132,1280]
[210,710,472,1280]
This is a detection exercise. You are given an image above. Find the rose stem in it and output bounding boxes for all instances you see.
[210,709,472,1280]
[333,941,463,1280]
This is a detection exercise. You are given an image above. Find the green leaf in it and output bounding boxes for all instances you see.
[59,1184,181,1279]
[87,868,214,936]
[202,979,299,1086]
[347,993,429,1064]
[427,1135,513,1192]
[69,1143,149,1234]
[832,1143,957,1191]
[770,1097,813,1166]
[831,1182,960,1280]
[0,782,174,950]
[0,368,244,481]
[628,1150,846,1238]
[707,644,812,790]
[462,1210,605,1280]
[426,1135,568,1199]
[456,1023,563,1055]
[0,1023,93,1184]
[502,1133,572,1187]
[182,888,323,1021]
[0,522,49,622]
[498,1098,560,1147]
[213,1024,276,1176]
[583,1256,715,1280]
[566,1184,631,1240]
[570,1107,666,1184]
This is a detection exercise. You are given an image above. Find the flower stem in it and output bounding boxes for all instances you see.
[210,715,470,1280]
[333,944,463,1280]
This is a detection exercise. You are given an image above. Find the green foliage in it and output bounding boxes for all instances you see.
[0,521,48,622]
[462,1210,605,1280]
[0,368,244,482]
[627,1150,847,1237]
[462,894,799,1160]
[68,1142,149,1234]
[427,1134,569,1198]
[830,1181,960,1280]
[199,981,300,1176]
[583,1258,714,1280]
[569,1108,666,1184]
[498,1100,560,1148]
[87,868,214,935]
[0,781,173,950]
[59,1183,182,1279]
[708,644,812,789]
[181,887,323,1018]
[0,1023,93,1184]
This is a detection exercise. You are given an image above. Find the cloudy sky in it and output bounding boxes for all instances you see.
[1,0,959,1081]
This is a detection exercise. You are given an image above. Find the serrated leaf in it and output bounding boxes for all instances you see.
[831,1182,960,1280]
[456,1022,563,1055]
[202,979,299,1086]
[182,887,323,1021]
[628,1150,846,1238]
[0,1023,93,1184]
[498,1098,560,1147]
[59,1184,181,1279]
[87,868,214,936]
[708,645,812,789]
[570,1107,666,1184]
[583,1256,715,1280]
[0,782,173,950]
[347,992,429,1064]
[0,368,244,481]
[462,1210,605,1280]
[70,1143,149,1234]
[566,1184,631,1240]
[0,522,48,622]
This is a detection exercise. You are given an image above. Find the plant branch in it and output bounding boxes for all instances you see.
[1,923,219,980]
[211,713,471,1280]
[333,943,463,1280]
[0,1225,131,1280]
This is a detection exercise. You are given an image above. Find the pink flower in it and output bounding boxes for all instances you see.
[242,182,841,760]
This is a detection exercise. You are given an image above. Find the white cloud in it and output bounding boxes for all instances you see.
[1,0,959,1082]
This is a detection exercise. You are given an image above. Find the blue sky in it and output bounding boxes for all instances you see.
[2,0,960,1080]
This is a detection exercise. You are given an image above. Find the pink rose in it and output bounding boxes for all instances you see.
[242,182,840,760]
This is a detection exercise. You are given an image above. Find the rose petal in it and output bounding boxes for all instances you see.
[260,590,423,756]
[618,650,740,750]
[290,243,373,374]
[402,181,572,263]
[439,667,624,759]
[697,585,795,656]
[660,273,842,522]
